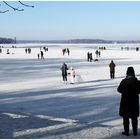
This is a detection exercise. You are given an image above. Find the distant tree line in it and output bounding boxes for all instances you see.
[0,37,15,44]
[17,39,140,44]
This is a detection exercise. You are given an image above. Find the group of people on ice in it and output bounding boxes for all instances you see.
[62,48,70,56]
[37,47,49,59]
[61,60,116,84]
[95,50,101,58]
[37,51,44,59]
[25,48,32,54]
[87,52,93,62]
[61,63,76,84]
[87,50,101,62]
[60,61,140,137]
[121,46,139,51]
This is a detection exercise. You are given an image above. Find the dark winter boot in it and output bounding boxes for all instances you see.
[122,131,129,136]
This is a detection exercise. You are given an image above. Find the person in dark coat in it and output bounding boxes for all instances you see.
[67,48,70,55]
[95,50,98,58]
[61,63,68,84]
[109,60,116,79]
[87,52,90,62]
[40,51,44,59]
[117,67,140,136]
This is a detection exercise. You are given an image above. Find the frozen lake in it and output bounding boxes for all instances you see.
[0,44,140,138]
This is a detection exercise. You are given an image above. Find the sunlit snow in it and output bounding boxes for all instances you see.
[0,43,140,138]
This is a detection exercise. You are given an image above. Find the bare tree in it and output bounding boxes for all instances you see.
[0,1,34,13]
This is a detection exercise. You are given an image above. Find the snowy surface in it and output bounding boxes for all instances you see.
[0,44,140,138]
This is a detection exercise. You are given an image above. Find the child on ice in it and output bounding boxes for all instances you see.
[69,67,76,84]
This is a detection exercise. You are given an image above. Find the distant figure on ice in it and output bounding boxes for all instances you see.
[25,48,27,54]
[87,52,93,62]
[37,53,40,59]
[87,52,90,61]
[62,48,66,56]
[61,63,68,84]
[43,47,48,52]
[136,47,139,51]
[98,51,101,57]
[95,50,99,58]
[40,51,44,59]
[67,48,70,55]
[28,48,31,54]
[69,67,76,84]
[117,67,140,136]
[89,53,93,62]
[0,48,2,53]
[7,49,10,54]
[109,60,116,79]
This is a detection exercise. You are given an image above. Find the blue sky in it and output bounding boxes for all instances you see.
[1,1,140,40]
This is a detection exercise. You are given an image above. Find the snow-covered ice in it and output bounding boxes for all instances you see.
[0,43,140,138]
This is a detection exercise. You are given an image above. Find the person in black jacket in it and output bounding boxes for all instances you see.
[117,67,140,136]
[109,60,116,79]
[61,63,68,84]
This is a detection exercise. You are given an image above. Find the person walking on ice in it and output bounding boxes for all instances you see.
[117,67,140,136]
[109,60,116,79]
[69,67,76,84]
